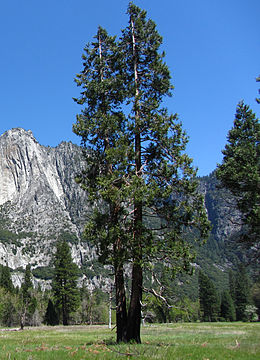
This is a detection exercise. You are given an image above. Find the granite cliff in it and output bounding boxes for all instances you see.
[0,128,242,289]
[0,128,94,286]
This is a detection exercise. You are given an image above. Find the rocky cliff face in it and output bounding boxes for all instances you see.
[0,128,94,286]
[0,128,242,288]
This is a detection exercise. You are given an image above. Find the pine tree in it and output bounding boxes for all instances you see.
[44,299,59,326]
[198,271,219,322]
[220,290,236,321]
[20,264,34,329]
[216,102,260,262]
[51,240,80,325]
[0,265,14,293]
[228,270,236,303]
[21,264,33,301]
[74,3,210,343]
[252,279,260,320]
[235,265,250,321]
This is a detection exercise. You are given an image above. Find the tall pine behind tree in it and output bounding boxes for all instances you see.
[0,265,14,293]
[52,241,80,325]
[216,101,260,262]
[234,265,250,321]
[199,271,219,322]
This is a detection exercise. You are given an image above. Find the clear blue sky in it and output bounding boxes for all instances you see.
[0,0,259,176]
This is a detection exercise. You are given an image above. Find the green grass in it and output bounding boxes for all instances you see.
[0,322,259,359]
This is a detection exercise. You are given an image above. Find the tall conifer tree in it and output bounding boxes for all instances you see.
[220,290,236,321]
[20,264,34,329]
[235,265,250,321]
[0,265,14,293]
[216,101,260,262]
[199,271,219,321]
[74,3,210,343]
[52,241,80,325]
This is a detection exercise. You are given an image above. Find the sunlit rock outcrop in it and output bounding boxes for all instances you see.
[0,128,93,285]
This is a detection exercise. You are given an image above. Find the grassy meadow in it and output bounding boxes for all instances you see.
[0,322,259,359]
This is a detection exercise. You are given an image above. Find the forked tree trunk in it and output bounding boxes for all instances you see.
[126,14,144,344]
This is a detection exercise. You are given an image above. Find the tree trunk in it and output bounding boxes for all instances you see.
[127,262,143,343]
[20,311,25,330]
[62,297,68,326]
[126,15,143,344]
[115,265,127,342]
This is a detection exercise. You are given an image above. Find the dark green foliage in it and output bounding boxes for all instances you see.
[73,2,210,343]
[0,228,32,246]
[198,271,220,321]
[0,265,14,293]
[252,278,260,320]
[21,264,33,302]
[44,299,59,326]
[220,290,236,321]
[234,265,250,321]
[20,264,38,328]
[229,270,236,302]
[57,231,78,244]
[32,266,54,280]
[1,297,18,327]
[216,102,260,262]
[51,240,80,325]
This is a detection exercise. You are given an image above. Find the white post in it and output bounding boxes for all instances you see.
[109,287,112,329]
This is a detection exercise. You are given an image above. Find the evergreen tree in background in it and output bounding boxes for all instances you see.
[235,265,250,321]
[251,278,260,320]
[21,264,33,301]
[20,264,36,329]
[198,271,219,321]
[44,299,59,326]
[228,270,236,303]
[52,240,80,325]
[216,101,260,263]
[220,290,236,321]
[0,265,14,293]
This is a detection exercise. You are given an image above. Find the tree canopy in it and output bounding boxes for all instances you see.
[198,271,219,322]
[51,240,80,325]
[73,2,210,343]
[216,101,260,263]
[0,265,14,293]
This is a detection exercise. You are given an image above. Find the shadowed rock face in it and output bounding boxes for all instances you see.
[0,128,94,285]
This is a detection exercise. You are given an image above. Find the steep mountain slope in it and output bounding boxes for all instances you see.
[0,128,94,286]
[0,128,244,290]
